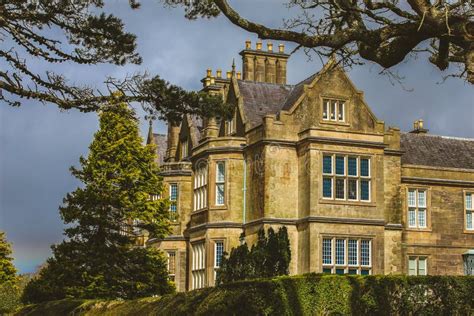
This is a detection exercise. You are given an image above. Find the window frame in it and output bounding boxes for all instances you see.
[191,241,206,290]
[193,164,208,211]
[322,153,372,203]
[464,191,473,232]
[213,240,225,282]
[322,98,346,123]
[406,187,430,230]
[408,256,428,276]
[322,237,372,275]
[169,183,178,222]
[215,161,226,206]
[167,251,176,282]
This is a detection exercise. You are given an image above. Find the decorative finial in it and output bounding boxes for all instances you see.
[232,58,236,76]
[146,119,154,145]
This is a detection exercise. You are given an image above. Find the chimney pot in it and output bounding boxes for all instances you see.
[256,40,262,50]
[245,40,251,49]
[278,44,285,53]
[267,42,273,52]
[205,77,211,86]
[418,119,424,129]
[207,68,212,77]
[216,69,222,78]
[210,76,215,85]
[226,71,232,79]
[236,71,242,80]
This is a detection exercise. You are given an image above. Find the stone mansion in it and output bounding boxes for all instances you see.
[146,41,474,292]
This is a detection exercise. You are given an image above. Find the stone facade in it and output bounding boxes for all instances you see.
[147,41,474,292]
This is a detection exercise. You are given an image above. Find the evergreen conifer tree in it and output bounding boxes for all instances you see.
[0,231,17,283]
[23,98,173,303]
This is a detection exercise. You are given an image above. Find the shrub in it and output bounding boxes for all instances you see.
[0,275,30,314]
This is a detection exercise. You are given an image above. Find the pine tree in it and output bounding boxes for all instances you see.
[0,231,17,283]
[23,98,173,303]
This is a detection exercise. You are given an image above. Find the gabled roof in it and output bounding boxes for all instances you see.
[152,133,167,166]
[400,133,474,170]
[281,73,318,111]
[237,80,293,128]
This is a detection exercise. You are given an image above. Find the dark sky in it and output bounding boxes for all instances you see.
[1,1,473,273]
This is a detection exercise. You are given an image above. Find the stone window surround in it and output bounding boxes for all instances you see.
[169,183,179,222]
[407,255,428,276]
[464,190,474,233]
[403,185,432,232]
[167,250,176,281]
[319,94,350,127]
[321,152,373,204]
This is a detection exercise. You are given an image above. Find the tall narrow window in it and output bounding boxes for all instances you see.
[169,183,178,222]
[193,164,208,211]
[167,251,176,282]
[214,241,224,281]
[322,99,345,122]
[466,193,473,230]
[408,256,427,276]
[215,162,225,205]
[192,242,206,290]
[407,189,427,228]
[322,154,370,202]
[322,237,371,275]
[181,139,188,159]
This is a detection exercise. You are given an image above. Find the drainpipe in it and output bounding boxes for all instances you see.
[240,156,247,245]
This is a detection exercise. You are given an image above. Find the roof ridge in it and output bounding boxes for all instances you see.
[401,131,474,142]
[237,80,294,88]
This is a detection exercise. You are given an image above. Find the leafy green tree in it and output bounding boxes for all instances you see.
[22,98,174,303]
[0,231,16,283]
[216,227,291,285]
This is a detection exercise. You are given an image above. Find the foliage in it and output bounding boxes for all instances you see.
[0,231,17,283]
[216,227,291,285]
[15,275,474,316]
[22,99,174,303]
[164,0,474,83]
[0,275,30,314]
[1,0,226,119]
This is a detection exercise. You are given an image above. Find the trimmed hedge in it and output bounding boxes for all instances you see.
[16,274,474,316]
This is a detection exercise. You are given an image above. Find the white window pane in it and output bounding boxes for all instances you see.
[418,208,426,228]
[338,102,344,121]
[330,100,336,120]
[418,190,426,207]
[467,211,473,230]
[323,101,329,120]
[418,258,427,275]
[408,190,416,207]
[360,240,370,266]
[322,238,332,265]
[335,239,345,265]
[216,162,225,182]
[408,258,417,276]
[408,208,416,227]
[466,193,472,210]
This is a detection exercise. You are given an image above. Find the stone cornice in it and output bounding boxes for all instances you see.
[401,176,474,187]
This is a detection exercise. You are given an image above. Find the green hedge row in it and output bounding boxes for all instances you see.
[16,274,474,316]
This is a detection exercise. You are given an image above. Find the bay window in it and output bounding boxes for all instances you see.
[194,165,208,211]
[192,242,206,289]
[215,162,225,206]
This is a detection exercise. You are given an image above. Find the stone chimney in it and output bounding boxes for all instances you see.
[409,119,429,134]
[239,40,290,84]
[166,121,180,161]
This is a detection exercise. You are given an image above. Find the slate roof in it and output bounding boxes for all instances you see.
[400,133,474,170]
[188,115,203,146]
[281,73,318,111]
[152,133,167,166]
[237,80,293,128]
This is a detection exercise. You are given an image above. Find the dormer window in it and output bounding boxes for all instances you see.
[323,99,345,122]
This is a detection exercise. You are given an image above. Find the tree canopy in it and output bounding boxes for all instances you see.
[0,0,225,119]
[165,0,473,83]
[216,227,291,285]
[0,231,17,283]
[22,98,174,303]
